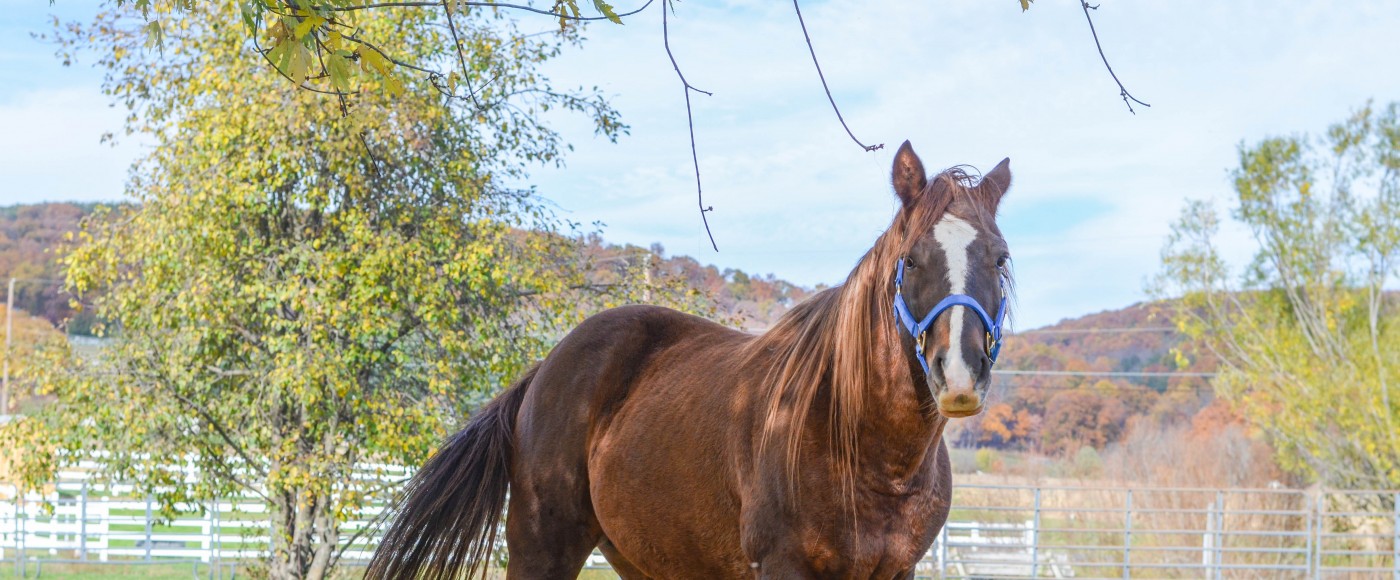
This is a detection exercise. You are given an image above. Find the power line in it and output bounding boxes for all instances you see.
[1012,326,1178,335]
[997,370,1215,378]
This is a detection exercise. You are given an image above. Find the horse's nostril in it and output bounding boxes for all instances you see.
[934,355,946,370]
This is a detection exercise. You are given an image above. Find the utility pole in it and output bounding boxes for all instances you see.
[2,276,14,415]
[643,253,652,303]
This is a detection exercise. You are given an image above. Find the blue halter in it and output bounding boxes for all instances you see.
[892,258,1007,376]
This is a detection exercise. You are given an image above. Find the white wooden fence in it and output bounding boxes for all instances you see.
[5,479,1398,578]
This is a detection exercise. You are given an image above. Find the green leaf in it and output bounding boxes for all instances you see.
[239,1,259,35]
[142,19,165,51]
[293,15,325,40]
[267,37,294,73]
[326,52,353,92]
[593,0,623,24]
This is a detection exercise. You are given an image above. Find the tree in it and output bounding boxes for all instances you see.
[0,4,676,579]
[1039,389,1127,455]
[0,305,67,415]
[1156,101,1400,496]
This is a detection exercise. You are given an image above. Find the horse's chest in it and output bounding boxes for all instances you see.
[837,495,945,575]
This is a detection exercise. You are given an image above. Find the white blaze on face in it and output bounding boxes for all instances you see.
[933,215,978,389]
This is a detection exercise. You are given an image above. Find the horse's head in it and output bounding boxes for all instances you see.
[889,141,1011,419]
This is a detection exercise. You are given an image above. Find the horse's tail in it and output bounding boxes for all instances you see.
[365,366,536,580]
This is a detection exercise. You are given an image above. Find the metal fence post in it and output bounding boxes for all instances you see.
[211,498,221,580]
[1315,490,1326,579]
[1391,491,1397,580]
[145,494,153,562]
[1303,491,1313,578]
[11,492,20,578]
[939,523,948,579]
[17,494,25,578]
[1202,498,1214,571]
[1214,490,1225,580]
[1122,488,1132,580]
[80,481,88,561]
[1031,487,1041,578]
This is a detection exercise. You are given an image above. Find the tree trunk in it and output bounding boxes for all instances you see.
[268,489,338,580]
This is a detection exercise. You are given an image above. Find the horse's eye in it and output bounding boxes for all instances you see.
[905,257,918,269]
[996,255,1009,268]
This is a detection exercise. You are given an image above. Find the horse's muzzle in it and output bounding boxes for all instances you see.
[937,389,983,418]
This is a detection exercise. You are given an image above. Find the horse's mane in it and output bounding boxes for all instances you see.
[743,167,988,507]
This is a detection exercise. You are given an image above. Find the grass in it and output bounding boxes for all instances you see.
[0,562,622,579]
[0,561,217,579]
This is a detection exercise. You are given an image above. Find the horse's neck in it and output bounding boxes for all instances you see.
[848,302,947,485]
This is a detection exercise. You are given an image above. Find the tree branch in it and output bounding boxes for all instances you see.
[252,33,356,96]
[1079,1,1149,114]
[791,0,881,152]
[662,1,717,252]
[340,32,443,77]
[442,0,484,110]
[307,0,655,22]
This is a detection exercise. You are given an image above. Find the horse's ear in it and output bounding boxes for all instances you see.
[891,140,927,209]
[980,157,1012,211]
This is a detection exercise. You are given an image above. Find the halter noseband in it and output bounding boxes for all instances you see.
[892,258,1007,376]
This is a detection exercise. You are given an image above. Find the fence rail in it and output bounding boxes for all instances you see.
[4,480,1397,578]
[922,484,1398,579]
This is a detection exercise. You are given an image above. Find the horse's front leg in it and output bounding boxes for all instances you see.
[744,541,856,580]
[749,558,821,580]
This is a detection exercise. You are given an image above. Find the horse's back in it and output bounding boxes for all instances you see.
[522,304,748,423]
[509,304,758,578]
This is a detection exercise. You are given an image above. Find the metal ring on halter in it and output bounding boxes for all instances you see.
[891,258,1007,376]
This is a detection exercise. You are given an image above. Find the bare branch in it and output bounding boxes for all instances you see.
[1079,1,1150,114]
[442,1,485,110]
[305,0,656,22]
[339,32,443,77]
[662,1,718,251]
[791,0,881,152]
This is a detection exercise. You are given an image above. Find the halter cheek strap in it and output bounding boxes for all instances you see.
[892,259,1007,376]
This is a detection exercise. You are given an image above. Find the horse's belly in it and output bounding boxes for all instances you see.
[587,374,749,578]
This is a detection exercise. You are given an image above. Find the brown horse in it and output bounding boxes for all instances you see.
[366,141,1014,580]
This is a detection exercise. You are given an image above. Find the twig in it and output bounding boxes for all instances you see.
[791,0,881,152]
[442,0,484,110]
[168,390,271,482]
[309,0,656,21]
[1079,1,1149,114]
[340,32,443,77]
[358,132,383,179]
[662,1,718,251]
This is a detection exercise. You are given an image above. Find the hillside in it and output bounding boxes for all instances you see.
[999,302,1218,390]
[0,203,814,334]
[951,302,1225,457]
[2,203,1248,468]
[0,203,95,328]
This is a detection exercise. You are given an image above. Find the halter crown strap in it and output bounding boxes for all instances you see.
[892,259,1007,376]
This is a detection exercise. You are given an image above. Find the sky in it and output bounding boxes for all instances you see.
[2,0,1399,329]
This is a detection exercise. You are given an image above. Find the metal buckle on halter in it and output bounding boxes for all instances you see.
[916,331,927,354]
